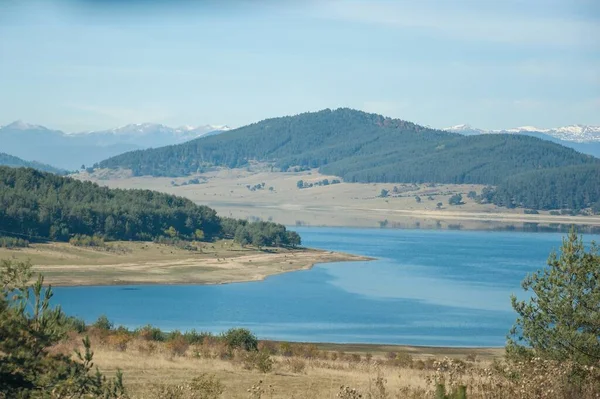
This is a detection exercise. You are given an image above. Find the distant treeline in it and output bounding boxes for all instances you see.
[0,152,67,175]
[0,167,300,247]
[97,108,600,211]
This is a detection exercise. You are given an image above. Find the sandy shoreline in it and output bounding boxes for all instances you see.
[0,241,371,287]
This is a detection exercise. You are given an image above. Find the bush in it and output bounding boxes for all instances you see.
[65,316,87,333]
[243,350,273,373]
[0,236,29,248]
[222,328,258,351]
[136,324,166,341]
[147,374,224,399]
[69,234,106,247]
[93,314,114,331]
[285,358,306,373]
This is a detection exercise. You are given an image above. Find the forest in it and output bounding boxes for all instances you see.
[97,108,600,210]
[0,167,300,247]
[0,152,67,175]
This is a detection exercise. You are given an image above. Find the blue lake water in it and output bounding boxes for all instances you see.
[51,228,599,347]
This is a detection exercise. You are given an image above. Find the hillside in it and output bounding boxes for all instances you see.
[0,166,299,247]
[97,109,600,210]
[0,152,67,174]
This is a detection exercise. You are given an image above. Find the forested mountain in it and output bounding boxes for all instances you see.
[97,108,600,210]
[0,152,67,175]
[0,167,300,246]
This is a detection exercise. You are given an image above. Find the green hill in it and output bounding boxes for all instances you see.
[0,166,300,246]
[97,108,600,210]
[0,152,67,175]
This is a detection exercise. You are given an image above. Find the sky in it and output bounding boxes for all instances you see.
[0,0,598,132]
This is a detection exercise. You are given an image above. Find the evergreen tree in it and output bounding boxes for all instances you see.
[508,230,600,366]
[0,259,127,397]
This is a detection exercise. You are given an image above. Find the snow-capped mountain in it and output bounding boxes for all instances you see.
[443,124,486,136]
[0,121,230,170]
[444,124,600,143]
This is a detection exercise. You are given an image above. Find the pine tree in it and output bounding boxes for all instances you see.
[0,259,128,397]
[508,229,600,366]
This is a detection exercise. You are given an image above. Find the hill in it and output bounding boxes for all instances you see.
[0,166,300,247]
[0,152,67,175]
[97,109,600,210]
[0,121,228,170]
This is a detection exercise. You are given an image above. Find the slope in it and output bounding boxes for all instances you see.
[0,152,67,175]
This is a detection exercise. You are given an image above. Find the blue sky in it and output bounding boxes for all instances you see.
[0,0,598,131]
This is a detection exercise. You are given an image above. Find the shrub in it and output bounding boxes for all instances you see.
[166,334,190,357]
[0,236,29,248]
[243,350,273,373]
[93,314,114,331]
[69,234,106,247]
[147,374,224,399]
[65,316,87,333]
[222,328,258,351]
[136,324,166,341]
[285,358,306,373]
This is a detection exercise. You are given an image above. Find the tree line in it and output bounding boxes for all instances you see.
[0,167,300,248]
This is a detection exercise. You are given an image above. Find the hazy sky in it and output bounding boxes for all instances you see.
[0,0,598,131]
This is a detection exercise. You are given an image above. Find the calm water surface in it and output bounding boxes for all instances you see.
[51,228,599,347]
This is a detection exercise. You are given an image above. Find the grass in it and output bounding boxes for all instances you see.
[56,329,598,399]
[78,167,600,231]
[0,240,368,286]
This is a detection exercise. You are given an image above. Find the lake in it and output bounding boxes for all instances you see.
[51,227,598,347]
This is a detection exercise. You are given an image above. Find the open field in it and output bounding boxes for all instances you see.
[54,331,505,399]
[80,167,600,231]
[0,240,368,286]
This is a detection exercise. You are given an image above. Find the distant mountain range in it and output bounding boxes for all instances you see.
[0,121,230,170]
[443,124,600,158]
[443,124,600,142]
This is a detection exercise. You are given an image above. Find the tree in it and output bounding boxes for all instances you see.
[0,259,127,397]
[296,180,304,189]
[467,191,477,199]
[379,189,389,198]
[415,195,421,203]
[222,328,258,351]
[448,193,463,206]
[508,229,600,366]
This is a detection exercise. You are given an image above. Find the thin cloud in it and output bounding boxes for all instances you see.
[313,0,599,48]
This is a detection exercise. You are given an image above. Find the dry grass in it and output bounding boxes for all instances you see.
[51,331,598,399]
[0,240,368,286]
[78,167,600,230]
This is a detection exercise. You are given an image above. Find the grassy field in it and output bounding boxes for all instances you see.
[0,240,367,286]
[54,331,505,399]
[79,167,600,231]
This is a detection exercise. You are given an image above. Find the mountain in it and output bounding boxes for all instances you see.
[97,108,600,210]
[443,124,600,158]
[444,124,600,142]
[0,152,67,175]
[0,121,229,170]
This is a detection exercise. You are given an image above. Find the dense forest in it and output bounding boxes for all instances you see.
[0,152,67,175]
[0,167,300,246]
[97,108,600,210]
[490,164,600,210]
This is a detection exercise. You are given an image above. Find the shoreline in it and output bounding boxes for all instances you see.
[45,249,374,288]
[0,241,372,288]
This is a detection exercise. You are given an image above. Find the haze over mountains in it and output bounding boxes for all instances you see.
[0,121,229,170]
[444,124,600,158]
